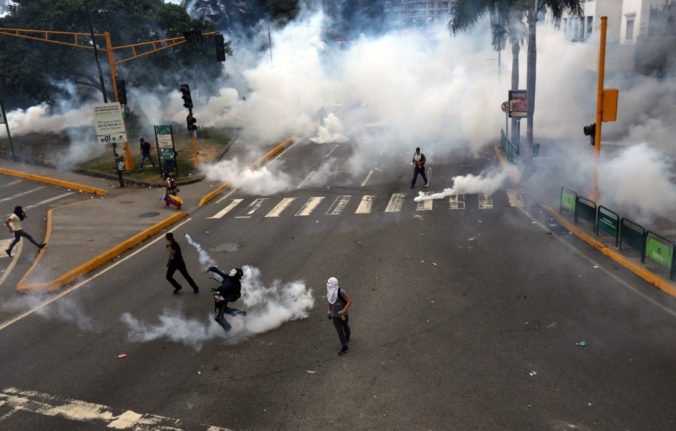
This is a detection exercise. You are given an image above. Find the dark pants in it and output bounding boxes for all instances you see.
[332,315,351,349]
[140,154,155,170]
[7,230,41,253]
[411,167,428,187]
[166,260,198,292]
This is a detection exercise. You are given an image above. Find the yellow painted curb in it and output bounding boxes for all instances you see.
[542,205,676,297]
[198,137,295,207]
[17,211,187,293]
[494,144,508,170]
[0,167,107,196]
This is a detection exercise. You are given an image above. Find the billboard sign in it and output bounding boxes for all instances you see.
[508,90,528,118]
[94,103,127,144]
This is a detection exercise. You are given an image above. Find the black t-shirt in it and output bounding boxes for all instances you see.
[168,240,184,264]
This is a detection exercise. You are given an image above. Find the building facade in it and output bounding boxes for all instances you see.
[384,0,451,27]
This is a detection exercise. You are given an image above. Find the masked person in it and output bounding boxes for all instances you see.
[326,277,352,356]
[5,206,45,257]
[208,266,246,328]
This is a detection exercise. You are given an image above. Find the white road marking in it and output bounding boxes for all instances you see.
[478,193,493,209]
[326,195,351,215]
[297,171,315,189]
[355,195,375,214]
[325,144,338,158]
[215,188,236,204]
[209,198,243,219]
[235,198,268,218]
[1,179,23,188]
[265,197,296,218]
[506,189,525,208]
[449,194,465,210]
[0,186,45,203]
[0,387,231,430]
[0,241,22,288]
[0,218,193,332]
[361,170,374,187]
[385,193,406,213]
[25,192,75,210]
[416,193,433,211]
[295,197,324,216]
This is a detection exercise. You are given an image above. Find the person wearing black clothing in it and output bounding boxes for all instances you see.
[410,147,429,188]
[165,232,198,294]
[208,266,245,323]
[326,276,352,356]
[139,138,155,171]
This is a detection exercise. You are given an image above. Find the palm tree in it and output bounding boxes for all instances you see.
[450,0,526,147]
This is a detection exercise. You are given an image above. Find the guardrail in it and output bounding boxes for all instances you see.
[559,187,675,281]
[500,129,519,164]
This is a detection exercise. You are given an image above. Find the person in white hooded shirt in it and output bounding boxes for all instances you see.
[326,276,352,355]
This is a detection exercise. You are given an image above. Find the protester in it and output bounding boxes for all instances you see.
[139,138,155,171]
[4,206,45,257]
[208,266,246,326]
[410,147,429,188]
[165,232,199,294]
[326,277,352,356]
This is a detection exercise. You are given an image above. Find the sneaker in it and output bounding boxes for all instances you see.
[338,347,348,356]
[5,249,10,257]
[173,287,183,294]
[39,243,46,249]
[193,288,199,294]
[425,182,429,187]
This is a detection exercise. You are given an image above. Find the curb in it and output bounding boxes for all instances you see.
[198,137,295,207]
[0,167,107,196]
[542,205,676,298]
[16,211,187,293]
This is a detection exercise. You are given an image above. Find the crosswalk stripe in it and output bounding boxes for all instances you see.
[236,198,268,218]
[416,193,433,211]
[385,193,406,213]
[265,197,297,218]
[209,199,243,219]
[506,189,525,208]
[295,197,324,216]
[478,194,494,209]
[326,195,351,215]
[355,195,374,214]
[449,194,465,210]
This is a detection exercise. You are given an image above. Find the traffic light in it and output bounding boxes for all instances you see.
[116,79,127,105]
[183,29,203,44]
[583,123,596,146]
[186,113,197,131]
[215,34,226,62]
[179,84,193,109]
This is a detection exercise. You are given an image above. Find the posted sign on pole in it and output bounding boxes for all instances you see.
[508,90,528,118]
[94,103,127,145]
[154,125,178,177]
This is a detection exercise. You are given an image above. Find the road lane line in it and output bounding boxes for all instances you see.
[506,189,525,208]
[209,198,243,219]
[355,195,374,214]
[295,197,324,216]
[235,198,267,218]
[297,171,315,189]
[1,179,22,188]
[0,387,232,430]
[385,193,406,213]
[265,197,296,218]
[325,144,338,158]
[416,193,433,211]
[25,192,75,210]
[449,194,465,209]
[0,218,192,332]
[326,195,351,215]
[0,242,22,288]
[478,193,493,209]
[361,169,374,187]
[215,189,236,204]
[0,186,44,203]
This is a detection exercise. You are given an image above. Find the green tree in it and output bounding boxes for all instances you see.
[0,0,227,108]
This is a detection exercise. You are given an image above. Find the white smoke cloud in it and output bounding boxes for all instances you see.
[414,165,521,202]
[311,113,349,144]
[119,263,314,349]
[201,157,295,195]
[2,293,95,331]
[184,233,217,268]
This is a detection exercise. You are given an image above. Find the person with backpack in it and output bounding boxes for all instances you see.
[410,146,429,188]
[326,276,352,356]
[4,206,45,257]
[208,266,246,324]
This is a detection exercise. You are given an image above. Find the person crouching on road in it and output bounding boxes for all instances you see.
[327,277,352,356]
[165,232,199,294]
[4,206,45,257]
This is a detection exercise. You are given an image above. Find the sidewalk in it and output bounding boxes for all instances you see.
[1,138,294,292]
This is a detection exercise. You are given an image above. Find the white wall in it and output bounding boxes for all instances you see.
[620,0,643,44]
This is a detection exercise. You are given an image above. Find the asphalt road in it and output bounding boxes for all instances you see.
[1,143,676,430]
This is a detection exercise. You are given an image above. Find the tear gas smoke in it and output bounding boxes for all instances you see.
[184,233,216,268]
[120,311,224,350]
[311,113,349,144]
[414,165,521,202]
[201,158,295,195]
[2,293,95,331]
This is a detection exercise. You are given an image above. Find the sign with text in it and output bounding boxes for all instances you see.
[646,236,673,270]
[508,90,528,118]
[94,103,127,144]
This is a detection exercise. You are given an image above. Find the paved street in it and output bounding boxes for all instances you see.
[1,142,676,430]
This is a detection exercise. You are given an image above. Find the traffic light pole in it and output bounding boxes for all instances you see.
[591,17,607,203]
[191,129,200,168]
[1,100,16,161]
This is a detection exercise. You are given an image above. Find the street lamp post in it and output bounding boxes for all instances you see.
[84,0,108,103]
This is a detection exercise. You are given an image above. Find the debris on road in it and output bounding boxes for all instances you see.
[528,370,537,377]
[576,340,588,347]
[117,353,128,359]
[306,370,317,374]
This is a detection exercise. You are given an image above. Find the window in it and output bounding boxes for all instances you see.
[586,16,593,39]
[626,17,635,41]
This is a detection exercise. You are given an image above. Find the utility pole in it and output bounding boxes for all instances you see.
[84,0,108,103]
[591,17,607,203]
[0,100,16,161]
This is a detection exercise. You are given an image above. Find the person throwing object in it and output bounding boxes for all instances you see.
[410,147,429,188]
[5,206,45,257]
[208,266,246,327]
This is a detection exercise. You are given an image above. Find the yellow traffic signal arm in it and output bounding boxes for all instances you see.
[112,31,216,65]
[0,27,102,50]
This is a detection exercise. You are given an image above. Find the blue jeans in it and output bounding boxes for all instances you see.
[411,167,428,187]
